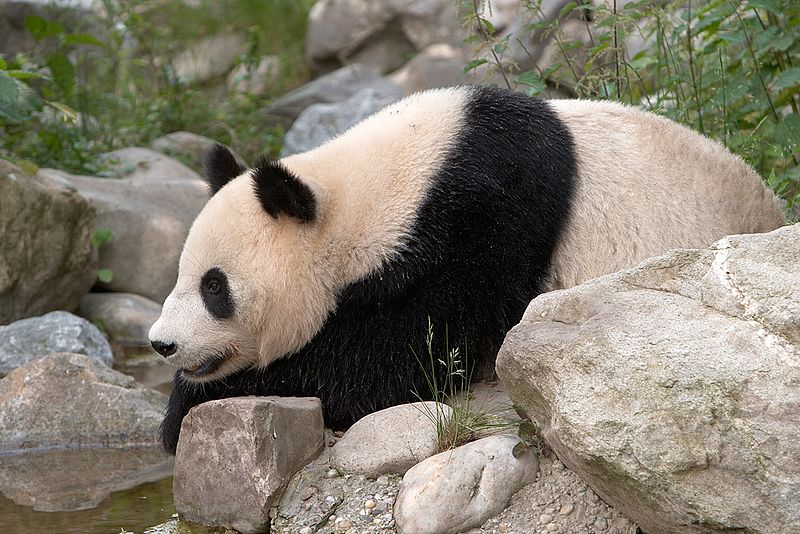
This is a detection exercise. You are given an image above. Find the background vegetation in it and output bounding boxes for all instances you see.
[464,0,800,209]
[1,0,798,209]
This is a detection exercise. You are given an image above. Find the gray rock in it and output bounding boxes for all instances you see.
[78,293,161,346]
[227,55,281,96]
[0,446,172,512]
[0,311,112,376]
[151,132,244,173]
[394,435,539,534]
[101,147,201,182]
[173,33,246,84]
[389,43,471,94]
[0,0,100,57]
[0,352,167,451]
[332,401,453,477]
[305,0,467,75]
[173,397,325,533]
[41,164,209,303]
[264,64,403,128]
[497,223,800,534]
[0,160,95,324]
[280,87,400,157]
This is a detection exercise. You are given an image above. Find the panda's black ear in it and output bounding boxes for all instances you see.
[204,144,246,196]
[251,156,316,223]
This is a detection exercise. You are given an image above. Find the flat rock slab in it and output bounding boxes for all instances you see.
[0,311,112,377]
[0,446,172,512]
[333,401,452,477]
[0,353,166,451]
[173,396,325,534]
[498,223,800,534]
[394,435,539,534]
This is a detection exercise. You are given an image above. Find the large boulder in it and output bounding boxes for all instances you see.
[0,161,95,324]
[280,87,400,157]
[497,223,800,533]
[41,155,209,303]
[173,397,325,533]
[101,147,201,182]
[332,402,452,477]
[263,63,403,128]
[305,0,468,75]
[0,311,112,376]
[0,352,167,451]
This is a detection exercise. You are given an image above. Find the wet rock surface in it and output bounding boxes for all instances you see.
[79,292,161,346]
[0,446,172,512]
[173,397,325,533]
[281,87,401,157]
[0,311,112,376]
[0,352,167,451]
[0,160,95,324]
[41,159,209,303]
[498,223,800,533]
[332,402,452,477]
[394,435,539,534]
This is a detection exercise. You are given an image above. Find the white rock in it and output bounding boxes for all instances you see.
[394,435,539,534]
[498,223,800,533]
[332,402,452,477]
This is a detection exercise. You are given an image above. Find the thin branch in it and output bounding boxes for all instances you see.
[473,0,511,90]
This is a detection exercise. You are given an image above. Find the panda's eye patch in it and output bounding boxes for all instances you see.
[200,267,234,319]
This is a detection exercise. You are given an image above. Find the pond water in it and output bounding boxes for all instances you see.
[0,447,198,534]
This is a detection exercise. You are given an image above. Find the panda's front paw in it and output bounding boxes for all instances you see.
[160,370,193,455]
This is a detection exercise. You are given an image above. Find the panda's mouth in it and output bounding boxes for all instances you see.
[181,353,227,378]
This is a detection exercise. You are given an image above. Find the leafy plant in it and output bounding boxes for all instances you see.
[463,0,800,211]
[91,228,114,283]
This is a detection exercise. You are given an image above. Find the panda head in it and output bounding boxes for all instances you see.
[148,144,336,381]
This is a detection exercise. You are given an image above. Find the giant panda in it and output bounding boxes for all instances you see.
[149,85,785,454]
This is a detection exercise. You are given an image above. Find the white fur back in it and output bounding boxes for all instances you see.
[547,99,785,290]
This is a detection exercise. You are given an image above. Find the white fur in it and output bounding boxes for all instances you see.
[546,99,785,290]
[149,88,469,379]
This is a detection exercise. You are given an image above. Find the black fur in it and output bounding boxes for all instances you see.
[200,267,234,320]
[252,157,317,222]
[161,86,577,454]
[204,143,246,195]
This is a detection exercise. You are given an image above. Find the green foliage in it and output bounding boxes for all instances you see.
[0,0,314,174]
[91,228,114,283]
[464,0,800,210]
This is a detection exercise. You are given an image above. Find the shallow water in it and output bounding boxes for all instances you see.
[0,447,179,534]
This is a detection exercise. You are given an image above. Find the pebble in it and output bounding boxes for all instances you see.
[376,475,389,486]
[299,528,312,534]
[559,503,574,515]
[325,495,336,505]
[365,499,376,509]
[547,523,558,532]
[337,520,353,529]
[539,514,553,524]
[594,516,608,530]
[326,468,339,478]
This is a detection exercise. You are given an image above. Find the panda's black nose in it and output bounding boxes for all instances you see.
[151,340,177,357]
